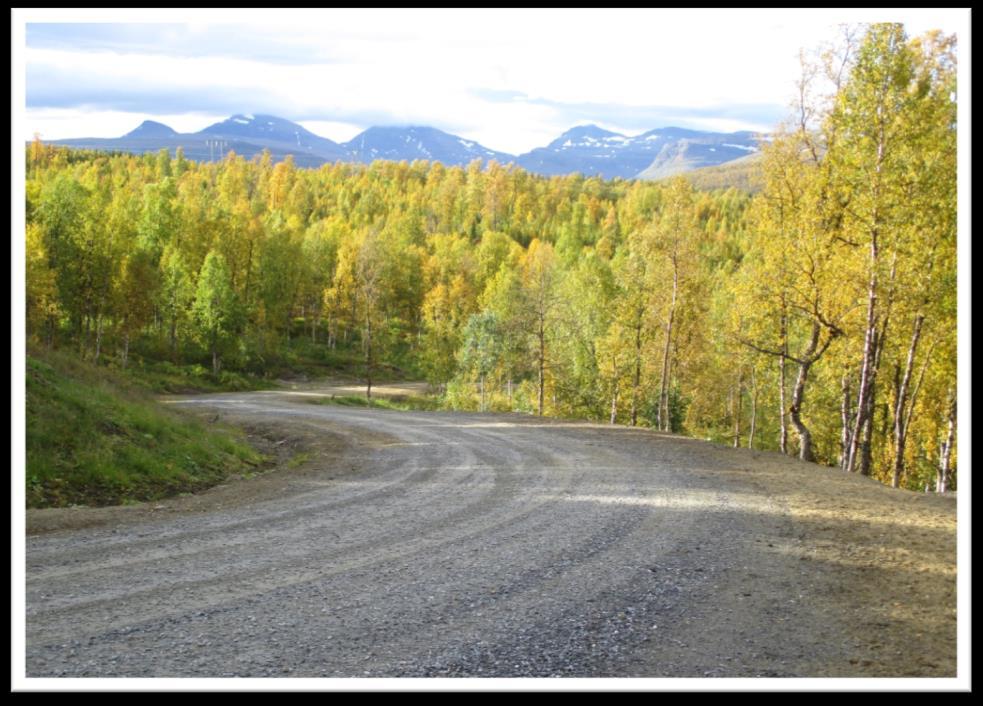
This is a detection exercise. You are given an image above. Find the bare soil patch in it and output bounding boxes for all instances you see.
[635,438,958,678]
[744,449,957,676]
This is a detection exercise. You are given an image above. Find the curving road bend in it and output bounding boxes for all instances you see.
[25,390,957,678]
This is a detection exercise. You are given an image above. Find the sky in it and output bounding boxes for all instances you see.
[15,8,968,155]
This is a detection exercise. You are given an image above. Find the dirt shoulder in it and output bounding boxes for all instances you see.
[728,446,957,676]
[25,406,399,536]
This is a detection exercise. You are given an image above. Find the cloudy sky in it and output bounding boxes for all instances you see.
[15,8,969,155]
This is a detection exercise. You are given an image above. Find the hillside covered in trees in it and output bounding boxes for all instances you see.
[25,24,957,493]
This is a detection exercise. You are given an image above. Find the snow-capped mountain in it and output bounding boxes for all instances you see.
[635,136,760,180]
[343,126,513,167]
[517,124,762,179]
[39,115,765,180]
[196,114,351,162]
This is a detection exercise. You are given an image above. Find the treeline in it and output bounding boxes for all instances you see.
[25,24,956,492]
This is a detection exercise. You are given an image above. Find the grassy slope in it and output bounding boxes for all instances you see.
[674,151,764,193]
[115,359,279,394]
[25,352,264,508]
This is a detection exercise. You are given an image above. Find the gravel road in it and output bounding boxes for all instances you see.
[24,389,957,678]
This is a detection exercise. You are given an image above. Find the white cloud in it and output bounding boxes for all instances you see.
[19,8,970,154]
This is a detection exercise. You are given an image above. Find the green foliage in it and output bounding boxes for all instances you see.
[24,27,957,493]
[119,359,277,394]
[191,250,239,373]
[458,311,501,382]
[25,350,262,508]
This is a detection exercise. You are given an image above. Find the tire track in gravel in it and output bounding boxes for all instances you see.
[25,390,957,678]
[26,401,591,647]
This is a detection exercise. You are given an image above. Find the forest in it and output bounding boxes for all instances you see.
[24,24,957,493]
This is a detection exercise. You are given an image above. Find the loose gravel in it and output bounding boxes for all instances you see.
[24,389,957,678]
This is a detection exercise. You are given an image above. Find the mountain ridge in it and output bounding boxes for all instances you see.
[38,115,766,181]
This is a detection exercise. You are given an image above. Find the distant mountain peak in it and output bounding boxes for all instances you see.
[189,114,349,159]
[343,125,512,166]
[125,120,177,139]
[546,125,629,152]
[199,113,299,134]
[517,124,762,180]
[561,124,621,138]
[43,113,766,184]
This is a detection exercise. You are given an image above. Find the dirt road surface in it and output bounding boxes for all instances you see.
[24,388,957,678]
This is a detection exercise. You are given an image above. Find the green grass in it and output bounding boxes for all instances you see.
[25,351,265,508]
[308,393,443,412]
[285,451,313,469]
[117,359,279,394]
